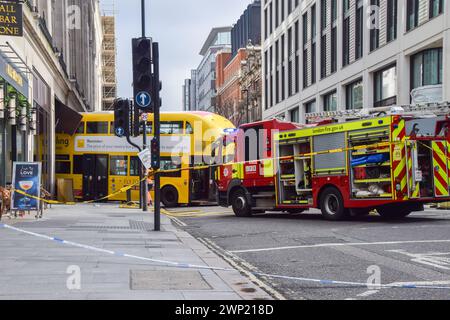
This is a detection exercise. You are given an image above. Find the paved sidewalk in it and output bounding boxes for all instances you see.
[0,204,273,300]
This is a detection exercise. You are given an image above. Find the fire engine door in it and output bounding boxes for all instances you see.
[406,141,421,199]
[431,141,449,197]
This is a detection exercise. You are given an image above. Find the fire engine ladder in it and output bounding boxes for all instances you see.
[305,102,450,123]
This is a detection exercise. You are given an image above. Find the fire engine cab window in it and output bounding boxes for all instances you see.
[245,127,262,162]
[110,156,128,176]
[86,122,109,134]
[160,122,183,134]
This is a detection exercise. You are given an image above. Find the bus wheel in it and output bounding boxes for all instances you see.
[377,206,412,220]
[320,187,349,221]
[231,189,252,217]
[161,186,179,208]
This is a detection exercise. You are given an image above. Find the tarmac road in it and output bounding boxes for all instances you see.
[169,206,450,300]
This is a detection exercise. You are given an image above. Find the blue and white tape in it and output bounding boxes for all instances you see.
[1,222,450,291]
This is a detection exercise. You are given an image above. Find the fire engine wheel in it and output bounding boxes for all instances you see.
[320,187,349,221]
[377,206,412,220]
[231,189,252,217]
[161,186,179,208]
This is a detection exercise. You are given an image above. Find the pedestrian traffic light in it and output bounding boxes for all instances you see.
[150,137,160,169]
[113,98,131,138]
[132,37,153,111]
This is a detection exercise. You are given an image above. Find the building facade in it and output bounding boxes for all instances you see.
[231,0,262,58]
[0,0,103,193]
[262,0,450,123]
[215,1,263,126]
[183,27,231,112]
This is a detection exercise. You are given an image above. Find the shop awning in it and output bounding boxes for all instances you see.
[55,99,82,135]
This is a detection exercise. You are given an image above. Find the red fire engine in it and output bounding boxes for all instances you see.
[214,104,450,221]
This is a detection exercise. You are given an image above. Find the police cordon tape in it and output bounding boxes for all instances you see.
[1,222,450,291]
[11,140,406,206]
[10,139,450,207]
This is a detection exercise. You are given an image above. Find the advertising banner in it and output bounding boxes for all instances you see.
[11,162,42,211]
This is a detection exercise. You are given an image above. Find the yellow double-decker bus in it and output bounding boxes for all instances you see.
[55,111,234,207]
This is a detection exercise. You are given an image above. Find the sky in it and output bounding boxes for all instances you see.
[104,0,253,111]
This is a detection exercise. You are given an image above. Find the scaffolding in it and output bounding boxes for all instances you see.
[101,0,117,111]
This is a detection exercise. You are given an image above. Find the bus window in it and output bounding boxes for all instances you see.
[87,122,109,134]
[130,156,141,176]
[110,122,115,135]
[160,157,182,178]
[110,156,128,176]
[76,122,85,134]
[73,155,83,174]
[186,122,194,134]
[161,122,183,134]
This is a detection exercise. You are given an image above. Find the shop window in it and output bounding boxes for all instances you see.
[86,122,109,134]
[110,156,128,176]
[407,0,419,31]
[429,0,443,18]
[411,48,443,90]
[290,108,300,123]
[346,79,363,110]
[374,65,397,107]
[387,0,397,42]
[323,91,337,111]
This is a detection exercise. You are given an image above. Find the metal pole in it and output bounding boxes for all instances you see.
[141,0,146,37]
[153,42,161,231]
[141,0,148,212]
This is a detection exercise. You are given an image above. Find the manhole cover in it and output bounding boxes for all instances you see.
[130,270,211,290]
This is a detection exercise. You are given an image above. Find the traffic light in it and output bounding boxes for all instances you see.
[132,37,153,111]
[113,98,131,138]
[150,137,160,169]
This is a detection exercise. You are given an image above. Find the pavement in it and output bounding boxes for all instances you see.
[172,206,450,300]
[0,204,273,300]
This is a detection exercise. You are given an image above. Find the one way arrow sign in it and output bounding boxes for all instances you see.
[136,91,152,109]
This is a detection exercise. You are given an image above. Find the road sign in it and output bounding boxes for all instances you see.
[136,91,152,109]
[138,148,152,170]
[115,127,125,137]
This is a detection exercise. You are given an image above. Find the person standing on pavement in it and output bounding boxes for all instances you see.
[147,169,154,206]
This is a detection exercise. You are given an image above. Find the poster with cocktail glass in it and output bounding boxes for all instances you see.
[11,162,42,211]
